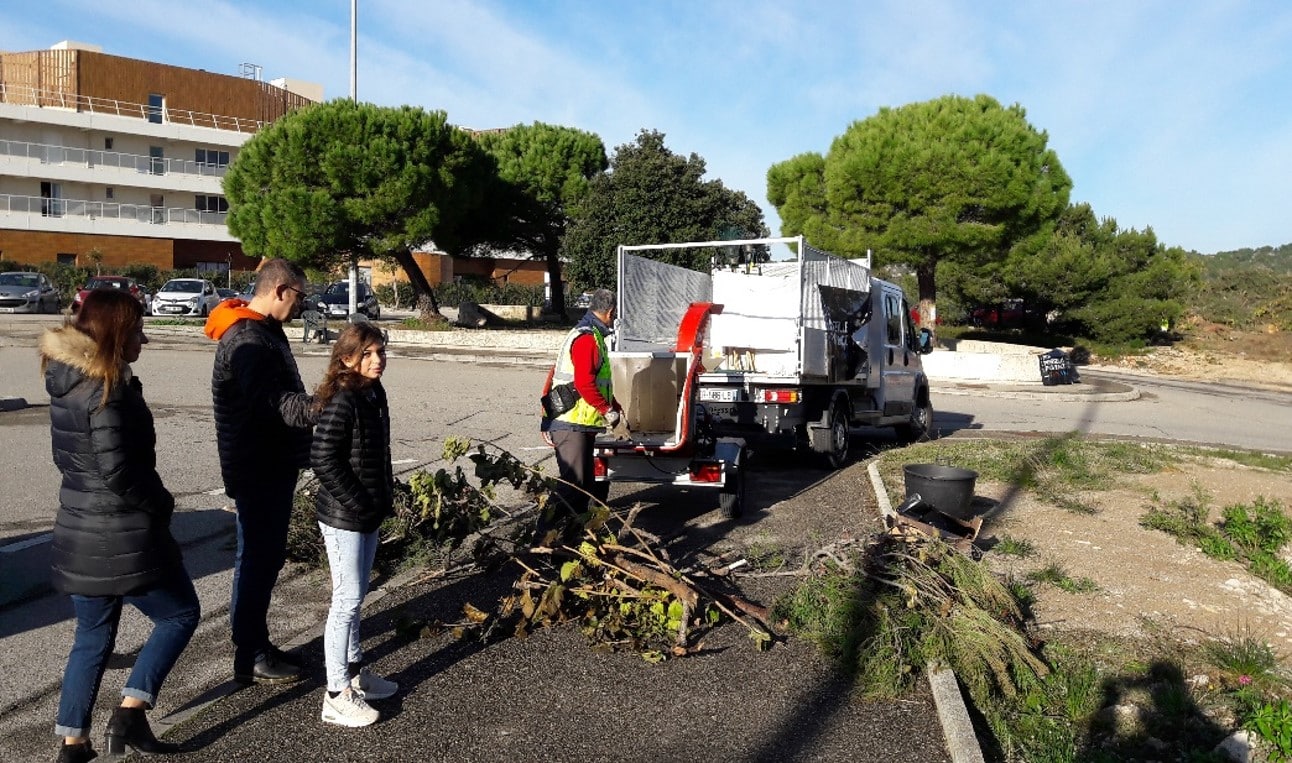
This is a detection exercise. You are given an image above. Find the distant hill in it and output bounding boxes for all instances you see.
[1186,242,1292,331]
[1197,242,1292,274]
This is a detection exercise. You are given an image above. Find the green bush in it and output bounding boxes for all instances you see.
[435,280,546,308]
[374,281,415,308]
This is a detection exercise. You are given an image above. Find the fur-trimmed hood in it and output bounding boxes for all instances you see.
[40,326,129,398]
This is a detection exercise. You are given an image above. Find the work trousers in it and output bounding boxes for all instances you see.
[550,428,596,520]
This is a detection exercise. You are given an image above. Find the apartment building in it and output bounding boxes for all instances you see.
[0,41,319,277]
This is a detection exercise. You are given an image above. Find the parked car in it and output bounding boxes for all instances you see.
[72,275,148,313]
[316,281,380,320]
[151,278,221,317]
[216,287,239,302]
[969,299,1038,329]
[0,271,60,314]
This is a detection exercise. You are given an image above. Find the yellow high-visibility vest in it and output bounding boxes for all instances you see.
[551,325,612,427]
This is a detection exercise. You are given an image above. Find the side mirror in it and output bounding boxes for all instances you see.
[918,328,934,354]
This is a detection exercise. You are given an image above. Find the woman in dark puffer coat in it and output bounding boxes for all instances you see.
[40,289,199,762]
[310,322,397,728]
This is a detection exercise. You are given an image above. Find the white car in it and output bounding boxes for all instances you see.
[0,271,61,314]
[151,278,221,317]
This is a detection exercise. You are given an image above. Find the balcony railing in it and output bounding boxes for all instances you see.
[0,82,267,133]
[0,138,229,178]
[0,192,228,227]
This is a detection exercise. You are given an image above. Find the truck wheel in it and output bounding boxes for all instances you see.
[895,391,933,443]
[821,402,850,469]
[718,468,745,519]
[589,480,610,506]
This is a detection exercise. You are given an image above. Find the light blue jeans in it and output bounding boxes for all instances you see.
[319,523,379,692]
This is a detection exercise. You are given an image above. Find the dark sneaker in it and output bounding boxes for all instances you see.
[234,653,303,685]
[268,644,303,668]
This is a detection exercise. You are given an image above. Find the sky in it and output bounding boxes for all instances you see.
[3,0,1290,255]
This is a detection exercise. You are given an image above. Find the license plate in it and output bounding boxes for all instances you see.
[160,305,181,313]
[0,307,13,313]
[700,387,738,402]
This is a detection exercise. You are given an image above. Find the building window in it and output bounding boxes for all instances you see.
[195,195,229,213]
[57,253,77,266]
[41,181,63,217]
[148,93,164,124]
[106,187,114,200]
[195,148,231,168]
[150,194,165,224]
[149,146,164,175]
[104,137,114,150]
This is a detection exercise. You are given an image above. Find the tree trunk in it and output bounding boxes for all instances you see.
[916,263,938,330]
[392,248,445,322]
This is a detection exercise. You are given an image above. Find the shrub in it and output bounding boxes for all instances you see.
[435,280,545,308]
[374,281,415,308]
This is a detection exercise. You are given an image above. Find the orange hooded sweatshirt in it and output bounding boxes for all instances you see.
[203,299,266,341]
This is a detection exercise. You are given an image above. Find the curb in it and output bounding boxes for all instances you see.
[867,461,986,763]
[932,382,1139,402]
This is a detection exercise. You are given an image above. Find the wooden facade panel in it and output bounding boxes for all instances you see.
[76,52,313,125]
[0,229,172,268]
[0,50,77,104]
[1,50,312,126]
[362,252,547,289]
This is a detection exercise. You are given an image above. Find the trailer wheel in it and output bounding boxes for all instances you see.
[719,467,745,519]
[818,402,850,469]
[589,480,611,506]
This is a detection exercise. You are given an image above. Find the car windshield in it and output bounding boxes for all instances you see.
[161,280,203,293]
[325,283,350,296]
[86,278,127,290]
[0,273,39,287]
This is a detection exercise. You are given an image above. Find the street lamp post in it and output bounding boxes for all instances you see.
[347,0,360,318]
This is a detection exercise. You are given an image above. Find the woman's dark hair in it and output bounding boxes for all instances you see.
[72,288,144,406]
[313,322,387,414]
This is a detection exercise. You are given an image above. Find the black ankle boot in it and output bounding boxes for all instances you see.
[55,740,96,763]
[104,706,179,755]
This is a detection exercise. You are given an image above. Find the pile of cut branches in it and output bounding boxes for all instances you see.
[494,503,776,662]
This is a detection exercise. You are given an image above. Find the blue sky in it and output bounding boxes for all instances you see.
[4,0,1290,254]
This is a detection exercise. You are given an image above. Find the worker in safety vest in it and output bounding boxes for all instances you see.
[539,288,623,534]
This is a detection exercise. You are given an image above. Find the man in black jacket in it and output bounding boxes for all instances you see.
[206,258,317,684]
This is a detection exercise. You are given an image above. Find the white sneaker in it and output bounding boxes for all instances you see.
[321,688,379,727]
[351,667,398,700]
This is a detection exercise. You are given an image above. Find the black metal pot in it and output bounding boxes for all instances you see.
[903,463,979,519]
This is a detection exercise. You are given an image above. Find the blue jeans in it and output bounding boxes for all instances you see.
[55,572,200,738]
[231,474,297,669]
[319,522,379,692]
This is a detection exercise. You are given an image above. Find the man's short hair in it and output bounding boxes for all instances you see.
[589,288,616,314]
[253,258,307,296]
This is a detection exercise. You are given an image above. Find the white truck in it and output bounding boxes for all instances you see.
[590,235,933,518]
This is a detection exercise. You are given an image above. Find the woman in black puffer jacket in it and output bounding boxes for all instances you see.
[40,289,199,762]
[310,322,397,728]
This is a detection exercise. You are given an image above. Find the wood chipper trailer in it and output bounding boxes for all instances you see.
[592,235,933,519]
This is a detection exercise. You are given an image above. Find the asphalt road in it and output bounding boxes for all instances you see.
[1,313,1289,762]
